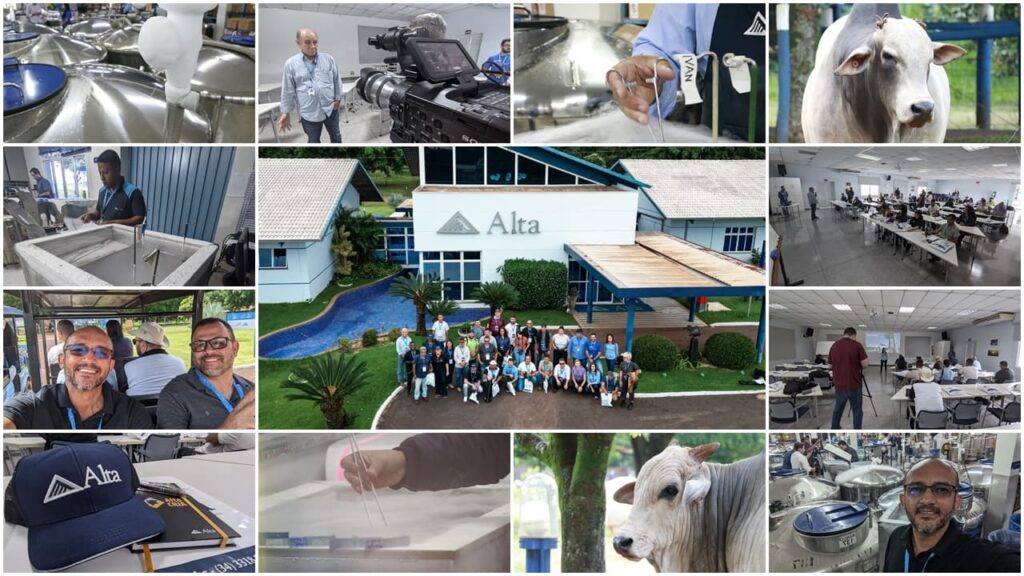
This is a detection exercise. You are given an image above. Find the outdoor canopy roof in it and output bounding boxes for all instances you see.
[14,290,198,314]
[565,232,766,298]
[258,158,384,242]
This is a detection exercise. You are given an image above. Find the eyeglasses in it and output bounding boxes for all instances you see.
[190,337,233,352]
[904,483,957,498]
[65,344,114,360]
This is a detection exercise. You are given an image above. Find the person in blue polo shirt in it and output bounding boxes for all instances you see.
[279,27,343,143]
[568,329,589,369]
[79,150,146,227]
[482,38,511,85]
[29,167,61,226]
[585,332,604,374]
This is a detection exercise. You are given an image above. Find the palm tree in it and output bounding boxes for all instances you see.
[388,274,442,335]
[332,225,355,277]
[334,208,383,265]
[472,281,520,316]
[426,299,461,321]
[283,353,370,429]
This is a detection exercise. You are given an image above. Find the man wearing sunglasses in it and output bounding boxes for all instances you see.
[883,458,1019,572]
[156,318,255,429]
[3,326,153,429]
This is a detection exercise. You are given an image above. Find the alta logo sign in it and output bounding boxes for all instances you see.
[437,211,540,235]
[42,465,123,503]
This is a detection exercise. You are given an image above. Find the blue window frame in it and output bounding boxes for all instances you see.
[723,227,755,252]
[259,248,287,269]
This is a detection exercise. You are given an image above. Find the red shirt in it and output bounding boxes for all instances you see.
[829,337,867,392]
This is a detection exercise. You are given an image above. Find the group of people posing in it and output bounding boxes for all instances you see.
[394,310,642,410]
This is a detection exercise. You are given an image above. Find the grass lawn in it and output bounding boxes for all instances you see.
[637,361,765,393]
[161,324,255,369]
[258,276,382,336]
[370,172,418,199]
[696,297,763,325]
[360,202,395,217]
[482,309,577,328]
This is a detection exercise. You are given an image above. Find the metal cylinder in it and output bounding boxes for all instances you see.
[835,465,904,506]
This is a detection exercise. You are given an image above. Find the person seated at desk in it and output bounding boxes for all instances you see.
[156,318,255,429]
[3,326,153,429]
[908,210,926,231]
[943,198,956,209]
[895,354,908,370]
[992,201,1008,220]
[993,361,1014,384]
[907,367,943,427]
[106,321,186,397]
[189,431,256,454]
[960,359,979,381]
[939,359,955,383]
[955,204,978,246]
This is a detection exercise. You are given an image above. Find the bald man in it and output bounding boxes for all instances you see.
[884,458,1019,572]
[279,27,342,143]
[3,326,153,429]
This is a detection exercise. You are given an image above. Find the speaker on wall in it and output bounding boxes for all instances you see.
[941,331,949,340]
[777,163,787,177]
[803,327,814,338]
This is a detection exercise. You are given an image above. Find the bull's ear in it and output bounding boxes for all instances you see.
[834,46,872,76]
[932,43,966,66]
[614,481,635,505]
[683,465,711,505]
[690,442,720,462]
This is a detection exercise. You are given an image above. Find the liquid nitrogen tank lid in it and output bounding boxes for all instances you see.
[958,481,974,498]
[222,34,255,47]
[794,502,870,537]
[4,31,39,43]
[771,468,807,478]
[3,61,66,114]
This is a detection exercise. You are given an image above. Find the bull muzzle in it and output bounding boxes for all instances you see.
[907,100,935,127]
[613,536,637,558]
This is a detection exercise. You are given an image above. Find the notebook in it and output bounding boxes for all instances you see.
[132,483,241,551]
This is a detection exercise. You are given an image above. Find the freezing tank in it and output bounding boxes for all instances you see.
[67,17,124,40]
[835,465,904,507]
[769,501,879,572]
[4,62,211,143]
[770,476,841,513]
[4,29,107,66]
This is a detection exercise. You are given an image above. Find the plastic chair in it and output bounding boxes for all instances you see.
[914,410,949,430]
[987,401,1021,426]
[950,401,981,429]
[811,373,833,391]
[770,399,809,425]
[138,433,180,462]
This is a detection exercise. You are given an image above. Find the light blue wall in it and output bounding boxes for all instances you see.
[126,147,235,242]
[637,214,764,259]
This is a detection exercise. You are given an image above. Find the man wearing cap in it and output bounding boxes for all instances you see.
[883,458,1019,572]
[4,443,166,571]
[156,318,255,429]
[79,150,146,227]
[906,366,944,428]
[106,321,186,397]
[3,326,153,430]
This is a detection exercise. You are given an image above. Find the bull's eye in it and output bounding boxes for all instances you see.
[659,485,679,500]
[882,51,897,64]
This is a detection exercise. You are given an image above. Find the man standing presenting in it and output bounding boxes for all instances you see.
[806,186,819,220]
[829,327,868,429]
[80,150,146,227]
[279,28,342,143]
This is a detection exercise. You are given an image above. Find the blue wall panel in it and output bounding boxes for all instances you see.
[126,147,235,242]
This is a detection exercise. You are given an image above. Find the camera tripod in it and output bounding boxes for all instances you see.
[860,373,879,417]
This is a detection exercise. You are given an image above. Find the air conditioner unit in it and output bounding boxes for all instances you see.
[973,312,1015,326]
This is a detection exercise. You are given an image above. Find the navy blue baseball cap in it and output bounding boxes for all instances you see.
[4,443,165,571]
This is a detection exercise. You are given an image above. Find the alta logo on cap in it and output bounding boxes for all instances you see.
[42,465,123,504]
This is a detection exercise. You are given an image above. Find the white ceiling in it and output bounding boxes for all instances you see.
[260,3,493,18]
[769,290,1020,332]
[769,146,1021,181]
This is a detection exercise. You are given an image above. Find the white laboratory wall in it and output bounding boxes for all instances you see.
[774,164,940,207]
[4,147,29,181]
[413,189,638,283]
[257,8,407,82]
[214,147,255,244]
[442,4,510,63]
[933,178,1019,205]
[768,176,803,212]
[554,4,622,22]
[948,316,1020,372]
[20,147,118,200]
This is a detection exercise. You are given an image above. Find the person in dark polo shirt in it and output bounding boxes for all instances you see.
[884,458,1020,572]
[828,326,868,429]
[156,318,255,429]
[79,150,147,226]
[2,326,152,429]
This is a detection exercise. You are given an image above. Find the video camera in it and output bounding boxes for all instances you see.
[356,25,511,143]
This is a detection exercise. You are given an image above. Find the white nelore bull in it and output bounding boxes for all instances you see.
[802,3,966,143]
[612,443,765,573]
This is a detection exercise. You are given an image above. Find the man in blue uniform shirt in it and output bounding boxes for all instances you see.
[482,38,511,85]
[606,4,766,142]
[79,150,146,227]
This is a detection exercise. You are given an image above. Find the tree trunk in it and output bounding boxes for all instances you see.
[788,4,820,142]
[320,399,344,429]
[551,434,615,573]
[415,302,427,335]
[630,434,674,473]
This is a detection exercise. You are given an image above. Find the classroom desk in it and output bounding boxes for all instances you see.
[890,382,1020,428]
[258,101,282,142]
[775,363,830,371]
[770,370,832,380]
[3,450,256,572]
[768,382,823,421]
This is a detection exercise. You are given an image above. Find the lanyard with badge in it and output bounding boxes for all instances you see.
[100,187,118,216]
[67,407,102,430]
[905,550,935,572]
[303,56,318,97]
[196,371,245,413]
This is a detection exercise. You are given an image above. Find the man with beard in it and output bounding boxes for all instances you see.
[884,458,1019,572]
[156,318,255,429]
[3,326,152,429]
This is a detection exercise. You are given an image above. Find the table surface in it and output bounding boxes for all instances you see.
[768,383,824,398]
[890,382,1021,402]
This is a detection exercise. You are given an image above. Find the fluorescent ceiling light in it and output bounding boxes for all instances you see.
[898,306,915,313]
[832,304,852,311]
[768,303,787,310]
[956,310,975,316]
[992,163,1008,167]
[905,157,922,161]
[927,326,938,330]
[858,324,867,328]
[820,323,832,327]
[945,168,958,171]
[855,152,882,162]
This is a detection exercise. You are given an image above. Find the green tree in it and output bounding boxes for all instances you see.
[202,301,227,320]
[283,353,371,428]
[332,225,356,277]
[204,290,254,311]
[517,433,615,573]
[425,299,461,320]
[387,274,443,335]
[630,433,675,473]
[334,208,383,265]
[471,282,520,316]
[788,4,819,142]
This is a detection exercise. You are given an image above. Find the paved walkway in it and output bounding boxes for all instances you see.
[375,386,765,429]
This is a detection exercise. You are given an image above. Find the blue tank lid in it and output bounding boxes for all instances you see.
[958,481,973,498]
[794,502,870,537]
[4,62,67,115]
[3,31,39,43]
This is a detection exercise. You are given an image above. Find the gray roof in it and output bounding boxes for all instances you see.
[258,159,367,241]
[617,159,765,219]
